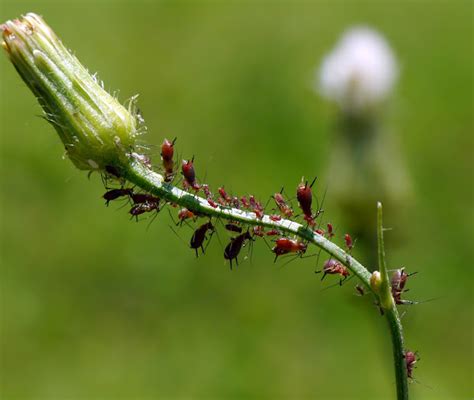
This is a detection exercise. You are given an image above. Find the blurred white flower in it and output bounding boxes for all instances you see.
[317,27,398,113]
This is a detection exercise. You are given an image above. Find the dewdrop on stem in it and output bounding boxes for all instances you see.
[1,13,143,173]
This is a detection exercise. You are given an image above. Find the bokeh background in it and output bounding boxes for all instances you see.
[1,1,472,399]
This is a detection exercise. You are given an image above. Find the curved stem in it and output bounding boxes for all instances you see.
[377,202,409,400]
[124,161,373,289]
[125,162,408,398]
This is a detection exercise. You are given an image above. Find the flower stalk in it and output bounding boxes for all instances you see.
[2,13,410,399]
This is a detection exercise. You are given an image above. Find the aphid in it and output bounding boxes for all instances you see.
[272,237,307,261]
[273,191,293,217]
[161,138,176,182]
[316,259,350,285]
[131,152,152,168]
[217,197,226,206]
[266,229,280,236]
[131,192,160,204]
[182,157,200,190]
[327,223,335,239]
[105,165,121,178]
[225,223,243,233]
[224,230,253,269]
[270,214,282,222]
[240,196,250,209]
[207,199,218,208]
[344,234,353,251]
[129,201,159,216]
[103,188,133,206]
[355,284,365,296]
[315,228,325,235]
[190,221,214,257]
[201,184,212,199]
[404,350,418,379]
[231,197,240,209]
[249,195,264,219]
[253,226,265,237]
[296,177,318,226]
[391,268,417,305]
[177,208,195,224]
[218,187,231,204]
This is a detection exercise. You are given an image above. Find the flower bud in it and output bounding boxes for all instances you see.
[317,26,398,114]
[1,13,143,172]
[370,270,382,294]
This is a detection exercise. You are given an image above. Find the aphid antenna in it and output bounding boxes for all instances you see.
[167,223,189,248]
[260,236,273,252]
[399,296,441,306]
[320,275,355,292]
[145,204,162,231]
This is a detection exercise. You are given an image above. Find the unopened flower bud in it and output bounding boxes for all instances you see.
[370,270,382,294]
[1,13,143,172]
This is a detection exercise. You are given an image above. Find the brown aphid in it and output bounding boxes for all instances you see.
[224,230,253,269]
[404,350,418,379]
[130,201,159,216]
[225,223,243,233]
[190,221,214,257]
[316,259,350,285]
[391,268,417,305]
[131,192,160,204]
[103,188,133,206]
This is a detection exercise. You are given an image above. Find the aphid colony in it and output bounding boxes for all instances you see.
[100,138,354,278]
[102,138,420,381]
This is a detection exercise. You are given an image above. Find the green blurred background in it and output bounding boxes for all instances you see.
[1,1,472,399]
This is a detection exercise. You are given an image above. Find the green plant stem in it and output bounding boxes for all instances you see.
[377,202,409,400]
[123,162,408,398]
[124,160,373,288]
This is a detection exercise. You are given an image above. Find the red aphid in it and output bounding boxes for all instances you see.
[253,226,265,237]
[266,229,280,236]
[315,228,325,235]
[240,196,250,209]
[178,208,195,222]
[232,196,240,209]
[207,199,218,208]
[161,138,176,182]
[344,234,353,250]
[248,195,257,209]
[296,178,316,216]
[182,158,200,190]
[218,187,231,204]
[404,351,418,379]
[201,184,212,199]
[272,237,307,260]
[273,192,293,217]
[317,259,350,285]
[327,223,334,239]
[270,214,282,222]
